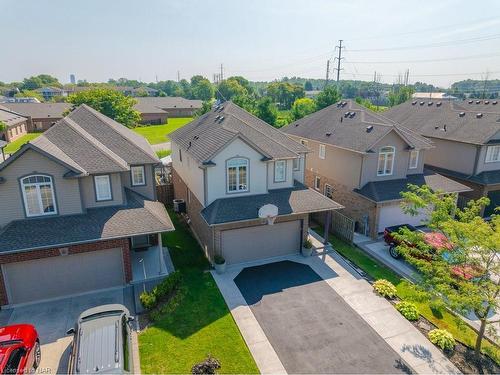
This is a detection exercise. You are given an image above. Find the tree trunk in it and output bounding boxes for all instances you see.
[475,318,487,360]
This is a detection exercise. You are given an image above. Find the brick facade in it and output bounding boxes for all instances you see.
[305,169,379,238]
[0,238,132,306]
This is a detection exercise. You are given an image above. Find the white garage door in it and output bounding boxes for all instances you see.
[2,248,125,305]
[377,204,428,233]
[221,220,301,264]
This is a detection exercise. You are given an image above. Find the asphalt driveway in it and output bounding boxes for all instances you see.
[0,287,134,374]
[234,261,410,374]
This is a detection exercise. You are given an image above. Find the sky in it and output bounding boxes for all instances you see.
[2,0,500,88]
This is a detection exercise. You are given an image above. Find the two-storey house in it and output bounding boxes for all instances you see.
[283,100,470,238]
[169,102,342,265]
[0,104,174,306]
[385,99,500,217]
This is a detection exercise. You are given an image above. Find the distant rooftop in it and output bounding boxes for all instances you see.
[412,92,457,100]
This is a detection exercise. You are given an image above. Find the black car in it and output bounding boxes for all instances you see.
[67,304,134,374]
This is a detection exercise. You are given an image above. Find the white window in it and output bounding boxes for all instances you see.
[314,176,321,190]
[94,175,112,201]
[293,157,300,171]
[324,183,333,199]
[409,150,419,169]
[20,175,57,217]
[319,144,326,159]
[485,145,500,163]
[274,160,287,182]
[377,146,395,176]
[131,165,146,186]
[227,158,248,193]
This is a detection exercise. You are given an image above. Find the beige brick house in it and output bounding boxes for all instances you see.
[0,105,29,142]
[385,99,500,217]
[170,101,341,264]
[282,100,470,238]
[0,104,173,306]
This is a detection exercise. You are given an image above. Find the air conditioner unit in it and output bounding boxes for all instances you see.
[173,199,186,213]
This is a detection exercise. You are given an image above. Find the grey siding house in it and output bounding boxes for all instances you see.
[384,99,500,217]
[282,100,470,238]
[0,104,174,306]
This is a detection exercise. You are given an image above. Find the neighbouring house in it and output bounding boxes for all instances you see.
[0,105,29,142]
[0,102,72,132]
[412,92,457,100]
[0,97,41,103]
[115,86,159,97]
[384,98,500,217]
[36,86,69,101]
[134,97,202,122]
[282,100,471,238]
[0,104,174,306]
[169,101,342,265]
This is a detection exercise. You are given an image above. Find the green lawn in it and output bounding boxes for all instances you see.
[4,133,41,154]
[138,211,259,374]
[133,118,193,144]
[316,228,500,364]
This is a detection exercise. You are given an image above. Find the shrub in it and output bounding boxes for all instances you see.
[191,355,221,374]
[214,254,225,265]
[140,271,182,310]
[303,239,313,249]
[396,301,420,321]
[428,329,455,351]
[373,279,397,299]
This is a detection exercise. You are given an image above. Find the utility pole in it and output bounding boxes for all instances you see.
[177,71,180,82]
[333,39,344,84]
[220,64,224,81]
[325,60,330,88]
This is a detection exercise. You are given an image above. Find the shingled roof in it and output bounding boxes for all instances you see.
[0,102,72,119]
[383,99,500,145]
[0,105,27,127]
[282,100,432,153]
[134,97,202,113]
[169,101,309,163]
[0,189,174,254]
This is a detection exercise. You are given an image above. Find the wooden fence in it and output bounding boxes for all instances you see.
[312,210,355,244]
[156,183,174,207]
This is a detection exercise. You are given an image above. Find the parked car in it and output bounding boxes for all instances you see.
[0,324,41,374]
[67,304,134,374]
[383,224,421,258]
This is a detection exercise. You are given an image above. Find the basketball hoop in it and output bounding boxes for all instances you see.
[258,204,279,225]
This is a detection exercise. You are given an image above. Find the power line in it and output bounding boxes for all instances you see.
[333,39,344,83]
[346,51,500,64]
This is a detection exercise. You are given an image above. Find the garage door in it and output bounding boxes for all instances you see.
[377,204,428,233]
[2,248,125,305]
[221,220,301,264]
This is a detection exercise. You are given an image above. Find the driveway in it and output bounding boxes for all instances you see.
[0,287,134,374]
[234,261,409,374]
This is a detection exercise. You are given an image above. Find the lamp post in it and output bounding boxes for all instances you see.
[139,258,146,293]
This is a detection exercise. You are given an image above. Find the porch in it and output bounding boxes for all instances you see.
[130,233,174,283]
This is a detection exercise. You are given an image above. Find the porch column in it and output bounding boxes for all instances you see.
[158,233,164,275]
[323,211,332,245]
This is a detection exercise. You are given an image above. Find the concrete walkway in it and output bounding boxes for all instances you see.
[150,141,171,151]
[212,251,459,374]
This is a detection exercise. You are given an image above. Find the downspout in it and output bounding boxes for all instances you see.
[472,145,481,176]
[358,154,365,189]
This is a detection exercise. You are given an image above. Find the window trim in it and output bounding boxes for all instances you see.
[377,146,395,176]
[274,160,287,183]
[94,174,113,202]
[409,150,419,169]
[314,176,321,190]
[293,157,300,171]
[324,183,333,198]
[485,145,500,163]
[130,165,146,186]
[226,157,249,194]
[319,144,326,159]
[20,174,58,218]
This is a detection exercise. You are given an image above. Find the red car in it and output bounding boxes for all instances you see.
[0,325,41,374]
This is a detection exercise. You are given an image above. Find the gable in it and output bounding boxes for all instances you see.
[210,137,267,165]
[368,129,412,152]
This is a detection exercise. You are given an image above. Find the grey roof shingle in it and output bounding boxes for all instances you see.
[133,97,202,113]
[282,100,432,153]
[0,106,27,127]
[0,102,72,119]
[383,100,500,145]
[0,189,174,254]
[354,169,471,202]
[426,164,500,185]
[201,182,343,225]
[170,101,309,163]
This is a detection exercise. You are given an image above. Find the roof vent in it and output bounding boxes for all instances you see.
[436,102,442,107]
[493,100,498,105]
[218,106,224,112]
[476,100,481,104]
[341,101,347,107]
[443,125,447,132]
[214,115,220,121]
[295,122,299,127]
[349,112,356,118]
[428,101,433,106]
[485,100,490,104]
[366,125,374,133]
[326,132,332,136]
[344,112,350,118]
[337,101,343,107]
[218,116,225,122]
[468,100,473,104]
[459,112,465,117]
[411,101,417,105]
[434,126,440,130]
[419,101,425,106]
[476,113,483,118]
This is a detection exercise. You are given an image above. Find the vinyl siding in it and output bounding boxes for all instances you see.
[121,164,156,200]
[80,173,124,208]
[0,149,83,228]
[476,145,500,173]
[425,138,477,175]
[171,141,205,205]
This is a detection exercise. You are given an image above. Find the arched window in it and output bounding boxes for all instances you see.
[226,158,249,193]
[377,146,395,176]
[20,175,57,217]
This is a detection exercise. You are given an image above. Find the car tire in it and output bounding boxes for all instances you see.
[33,341,41,370]
[389,245,400,259]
